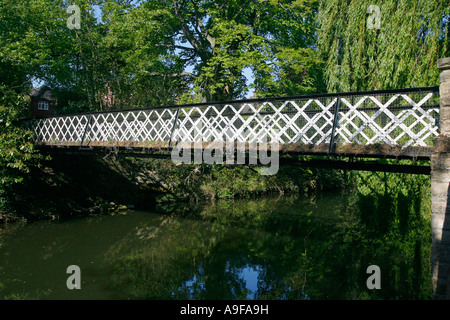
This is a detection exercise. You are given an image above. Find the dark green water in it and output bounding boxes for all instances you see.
[0,190,432,300]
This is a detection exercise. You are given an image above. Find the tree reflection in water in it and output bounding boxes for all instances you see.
[110,171,432,300]
[0,172,432,299]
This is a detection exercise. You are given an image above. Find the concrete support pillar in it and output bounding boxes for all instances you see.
[432,57,450,299]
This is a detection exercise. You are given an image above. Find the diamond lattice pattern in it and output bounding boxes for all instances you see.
[27,90,439,148]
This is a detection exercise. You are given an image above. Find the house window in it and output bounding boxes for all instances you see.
[38,101,49,110]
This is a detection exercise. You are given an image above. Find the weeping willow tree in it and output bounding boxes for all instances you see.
[317,0,450,92]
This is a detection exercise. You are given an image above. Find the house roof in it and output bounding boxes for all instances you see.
[30,86,55,101]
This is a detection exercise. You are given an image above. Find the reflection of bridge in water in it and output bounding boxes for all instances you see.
[26,86,440,174]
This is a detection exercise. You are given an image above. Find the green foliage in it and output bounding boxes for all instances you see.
[176,0,324,100]
[2,0,447,113]
[1,0,448,113]
[0,87,44,212]
[317,0,450,92]
[120,156,347,205]
[0,0,326,112]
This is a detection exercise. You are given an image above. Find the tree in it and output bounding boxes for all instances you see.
[100,0,190,108]
[37,0,109,111]
[101,0,324,103]
[317,0,450,92]
[1,0,326,113]
[0,0,51,212]
[0,87,44,213]
[166,0,325,101]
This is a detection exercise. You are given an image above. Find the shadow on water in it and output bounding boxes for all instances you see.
[435,182,450,299]
[0,172,433,300]
[351,171,432,299]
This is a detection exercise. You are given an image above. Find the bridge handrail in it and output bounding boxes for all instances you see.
[21,86,439,121]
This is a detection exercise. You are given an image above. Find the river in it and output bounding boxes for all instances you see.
[0,190,432,300]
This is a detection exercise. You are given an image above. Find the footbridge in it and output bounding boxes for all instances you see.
[21,57,450,299]
[26,86,440,174]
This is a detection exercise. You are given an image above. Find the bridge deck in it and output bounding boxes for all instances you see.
[35,141,433,160]
[36,142,432,175]
[26,86,440,165]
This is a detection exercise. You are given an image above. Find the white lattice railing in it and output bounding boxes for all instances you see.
[26,87,440,149]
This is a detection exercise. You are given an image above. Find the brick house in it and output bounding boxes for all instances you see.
[30,86,57,117]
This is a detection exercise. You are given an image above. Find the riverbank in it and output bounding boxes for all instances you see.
[0,153,349,223]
